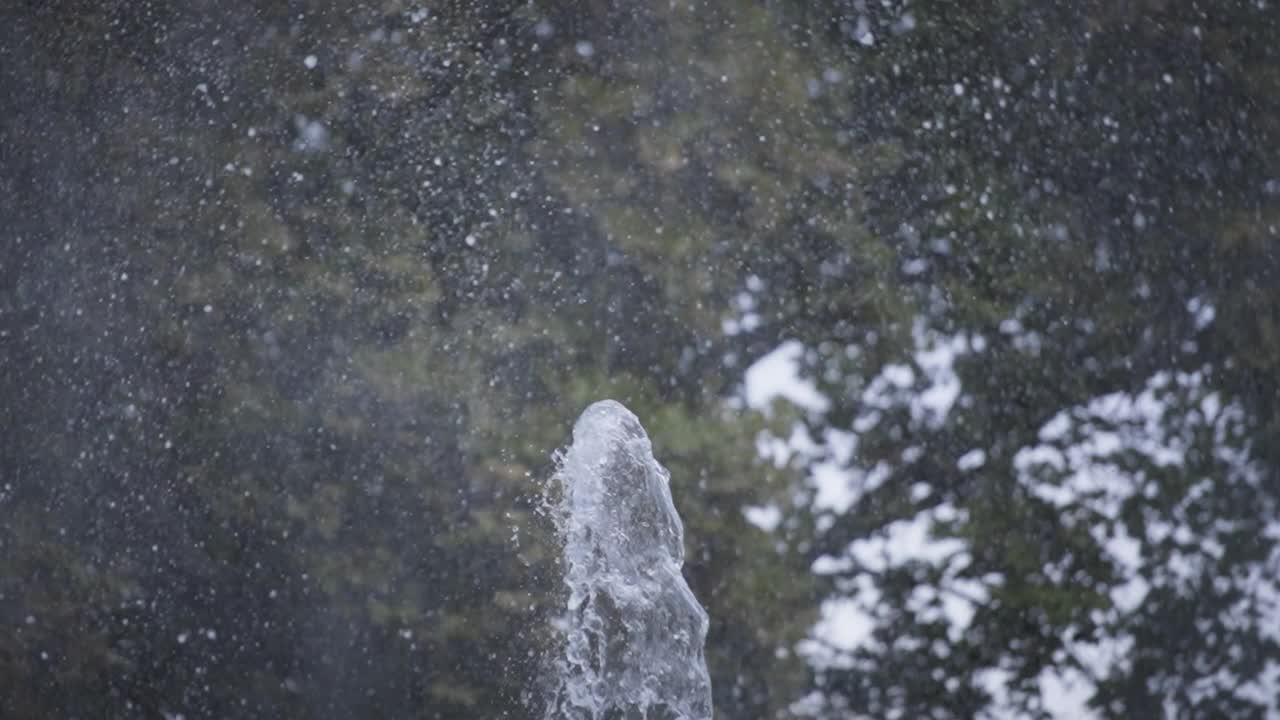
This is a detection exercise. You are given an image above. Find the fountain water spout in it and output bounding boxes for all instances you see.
[545,400,713,720]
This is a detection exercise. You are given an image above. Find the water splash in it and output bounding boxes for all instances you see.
[545,400,712,720]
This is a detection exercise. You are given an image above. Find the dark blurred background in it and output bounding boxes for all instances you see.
[2,1,1278,718]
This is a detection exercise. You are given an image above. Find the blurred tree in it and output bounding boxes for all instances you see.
[749,1,1280,717]
[0,1,817,718]
[3,0,1278,719]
